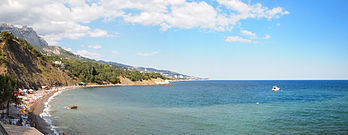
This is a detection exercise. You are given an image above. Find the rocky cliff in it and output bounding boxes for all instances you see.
[119,76,169,85]
[0,32,75,89]
[0,23,48,47]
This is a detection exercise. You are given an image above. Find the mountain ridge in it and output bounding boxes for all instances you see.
[0,23,204,80]
[0,31,170,89]
[0,23,48,47]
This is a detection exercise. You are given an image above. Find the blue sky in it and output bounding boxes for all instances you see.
[1,0,347,80]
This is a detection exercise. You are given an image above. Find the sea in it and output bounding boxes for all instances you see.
[47,80,348,135]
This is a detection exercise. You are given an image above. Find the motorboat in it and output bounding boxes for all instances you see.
[272,86,280,91]
[70,105,78,109]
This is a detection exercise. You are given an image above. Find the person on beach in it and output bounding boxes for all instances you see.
[1,111,4,119]
[17,115,23,126]
[25,121,30,127]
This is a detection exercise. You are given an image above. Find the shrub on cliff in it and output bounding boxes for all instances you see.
[0,31,15,41]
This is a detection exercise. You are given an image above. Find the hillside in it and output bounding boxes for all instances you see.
[99,60,196,79]
[0,23,204,80]
[0,31,76,89]
[0,31,168,89]
[47,56,167,85]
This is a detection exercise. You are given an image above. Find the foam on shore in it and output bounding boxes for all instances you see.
[39,90,63,134]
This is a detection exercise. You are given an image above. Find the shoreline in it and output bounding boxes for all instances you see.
[29,91,56,134]
[29,86,79,134]
[30,83,171,134]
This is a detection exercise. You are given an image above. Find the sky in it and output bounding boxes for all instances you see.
[0,0,347,80]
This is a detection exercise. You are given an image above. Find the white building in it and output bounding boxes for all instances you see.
[54,61,62,65]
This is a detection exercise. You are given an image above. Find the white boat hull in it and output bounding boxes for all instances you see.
[272,86,280,91]
[272,88,280,91]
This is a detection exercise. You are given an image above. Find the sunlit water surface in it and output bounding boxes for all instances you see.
[49,80,348,134]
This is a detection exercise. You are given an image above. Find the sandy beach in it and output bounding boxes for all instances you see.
[28,85,82,134]
[29,91,56,134]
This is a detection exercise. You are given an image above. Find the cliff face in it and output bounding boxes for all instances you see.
[119,76,169,85]
[0,33,75,89]
[0,23,48,47]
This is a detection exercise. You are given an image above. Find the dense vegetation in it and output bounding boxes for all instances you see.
[0,75,20,113]
[47,56,166,84]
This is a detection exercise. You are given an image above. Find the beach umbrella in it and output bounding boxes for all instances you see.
[18,89,24,95]
[28,89,34,94]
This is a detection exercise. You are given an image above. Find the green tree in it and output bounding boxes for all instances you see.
[46,56,167,84]
[0,31,15,42]
[0,75,20,115]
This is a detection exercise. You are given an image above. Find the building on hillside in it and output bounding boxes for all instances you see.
[54,61,62,65]
[53,61,65,69]
[78,82,86,86]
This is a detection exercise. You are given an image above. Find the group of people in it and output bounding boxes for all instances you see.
[1,109,32,127]
[0,87,58,127]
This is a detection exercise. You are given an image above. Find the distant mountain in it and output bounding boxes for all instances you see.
[35,45,94,61]
[0,23,205,80]
[99,60,202,80]
[0,23,48,47]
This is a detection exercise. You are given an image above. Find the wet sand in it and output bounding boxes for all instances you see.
[29,92,55,135]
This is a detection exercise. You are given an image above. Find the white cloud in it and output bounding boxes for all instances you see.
[225,34,271,44]
[88,29,108,37]
[263,34,271,39]
[240,30,256,37]
[225,36,251,43]
[136,51,159,56]
[87,29,120,38]
[112,50,118,55]
[88,45,102,49]
[76,50,103,59]
[216,0,290,20]
[276,23,281,26]
[0,0,289,43]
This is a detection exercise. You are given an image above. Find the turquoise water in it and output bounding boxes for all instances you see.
[49,81,348,134]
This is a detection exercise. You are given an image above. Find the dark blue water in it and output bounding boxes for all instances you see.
[50,80,348,134]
